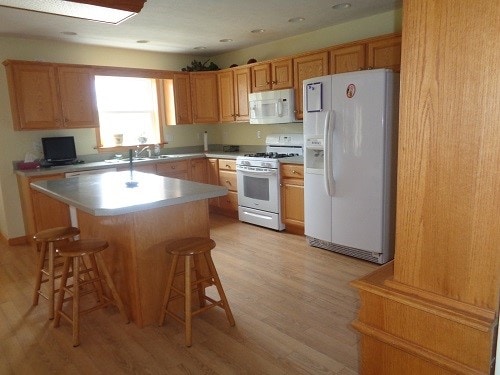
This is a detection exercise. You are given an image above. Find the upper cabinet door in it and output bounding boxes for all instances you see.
[271,58,293,90]
[233,67,250,121]
[173,73,193,124]
[366,35,402,72]
[251,59,293,92]
[190,72,219,123]
[293,52,329,120]
[57,66,99,128]
[6,62,61,130]
[217,70,235,122]
[4,61,100,130]
[329,44,366,74]
[251,63,271,92]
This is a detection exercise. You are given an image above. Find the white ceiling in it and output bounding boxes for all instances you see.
[0,0,402,56]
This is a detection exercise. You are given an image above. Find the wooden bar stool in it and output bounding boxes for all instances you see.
[33,226,80,319]
[158,237,235,347]
[54,238,129,347]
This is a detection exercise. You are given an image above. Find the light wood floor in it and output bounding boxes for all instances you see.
[0,213,376,374]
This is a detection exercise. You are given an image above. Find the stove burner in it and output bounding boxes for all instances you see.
[243,152,299,159]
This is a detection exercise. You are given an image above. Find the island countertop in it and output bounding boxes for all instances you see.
[30,170,228,216]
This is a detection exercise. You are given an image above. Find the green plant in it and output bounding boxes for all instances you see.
[181,59,219,72]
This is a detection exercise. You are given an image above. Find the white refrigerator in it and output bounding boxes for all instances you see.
[303,69,399,264]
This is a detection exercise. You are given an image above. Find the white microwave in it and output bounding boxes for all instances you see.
[249,88,297,124]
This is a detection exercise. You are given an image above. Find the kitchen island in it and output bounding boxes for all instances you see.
[31,171,228,327]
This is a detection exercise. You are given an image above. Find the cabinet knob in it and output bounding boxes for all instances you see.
[271,80,277,84]
[292,170,297,174]
[171,166,176,169]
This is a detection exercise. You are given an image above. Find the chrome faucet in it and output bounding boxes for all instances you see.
[135,145,150,158]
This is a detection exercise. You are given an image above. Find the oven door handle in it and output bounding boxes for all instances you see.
[236,167,277,176]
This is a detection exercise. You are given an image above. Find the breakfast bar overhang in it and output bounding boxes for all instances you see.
[30,171,228,327]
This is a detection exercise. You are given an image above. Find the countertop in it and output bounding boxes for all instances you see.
[16,152,303,177]
[30,171,228,216]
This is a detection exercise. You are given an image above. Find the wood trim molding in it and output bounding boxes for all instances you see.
[352,320,485,375]
[0,231,28,246]
[351,264,495,332]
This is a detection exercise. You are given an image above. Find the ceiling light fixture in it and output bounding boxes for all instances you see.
[251,29,265,34]
[136,40,149,44]
[219,39,233,43]
[0,0,145,24]
[288,17,305,23]
[61,31,78,35]
[332,3,352,10]
[194,46,207,50]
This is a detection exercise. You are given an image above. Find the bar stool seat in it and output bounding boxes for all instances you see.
[54,238,129,347]
[33,226,80,319]
[158,237,235,347]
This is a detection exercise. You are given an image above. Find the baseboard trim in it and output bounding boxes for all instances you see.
[0,232,28,246]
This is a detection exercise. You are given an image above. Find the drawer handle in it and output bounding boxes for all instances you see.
[225,180,231,185]
[225,164,231,169]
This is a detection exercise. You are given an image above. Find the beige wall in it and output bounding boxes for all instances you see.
[215,9,402,68]
[0,8,401,240]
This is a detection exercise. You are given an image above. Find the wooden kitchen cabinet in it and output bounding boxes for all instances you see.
[329,44,365,74]
[366,34,402,72]
[217,68,250,122]
[207,158,220,207]
[17,173,70,240]
[328,34,401,74]
[293,52,329,120]
[190,72,219,123]
[250,58,293,92]
[280,164,304,234]
[233,67,251,121]
[188,158,208,183]
[156,160,189,180]
[217,70,235,122]
[217,159,238,216]
[4,60,99,130]
[172,73,193,124]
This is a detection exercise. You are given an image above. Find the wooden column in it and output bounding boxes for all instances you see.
[352,1,499,374]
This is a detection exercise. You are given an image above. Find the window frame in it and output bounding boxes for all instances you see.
[92,67,173,153]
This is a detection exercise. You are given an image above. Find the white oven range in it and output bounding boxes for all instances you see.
[236,134,303,230]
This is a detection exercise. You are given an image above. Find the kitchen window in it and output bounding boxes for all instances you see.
[94,75,163,148]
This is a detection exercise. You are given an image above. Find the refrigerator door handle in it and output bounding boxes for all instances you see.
[323,110,335,196]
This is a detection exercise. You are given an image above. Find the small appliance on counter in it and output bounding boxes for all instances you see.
[222,145,240,152]
[41,136,80,167]
[236,134,303,231]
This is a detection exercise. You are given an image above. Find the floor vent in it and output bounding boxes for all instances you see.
[307,237,383,264]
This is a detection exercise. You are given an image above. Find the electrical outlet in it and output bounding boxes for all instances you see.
[257,130,261,139]
[33,141,42,156]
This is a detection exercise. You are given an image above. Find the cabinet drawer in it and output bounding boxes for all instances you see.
[218,191,238,211]
[281,164,304,179]
[218,159,236,171]
[219,170,237,191]
[156,160,188,176]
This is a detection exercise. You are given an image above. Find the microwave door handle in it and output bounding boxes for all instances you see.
[276,99,283,117]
